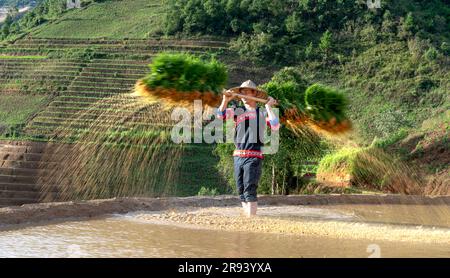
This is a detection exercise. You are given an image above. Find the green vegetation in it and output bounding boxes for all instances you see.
[259,67,309,117]
[318,147,361,173]
[261,81,307,115]
[33,0,166,39]
[157,0,449,150]
[197,186,220,196]
[176,144,229,196]
[372,128,409,149]
[0,94,49,137]
[259,68,351,134]
[143,52,228,93]
[0,55,46,58]
[0,0,448,195]
[0,56,86,138]
[0,0,166,40]
[1,0,66,40]
[164,0,449,64]
[334,40,449,143]
[317,146,422,194]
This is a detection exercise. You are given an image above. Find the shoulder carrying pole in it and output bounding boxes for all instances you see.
[222,89,277,105]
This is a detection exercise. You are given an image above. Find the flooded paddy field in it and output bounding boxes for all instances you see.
[0,195,448,257]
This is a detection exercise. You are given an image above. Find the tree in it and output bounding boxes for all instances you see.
[381,10,396,39]
[1,14,13,38]
[285,12,306,36]
[7,7,19,17]
[304,42,315,59]
[164,0,184,35]
[319,30,333,57]
[399,12,417,39]
[204,0,227,33]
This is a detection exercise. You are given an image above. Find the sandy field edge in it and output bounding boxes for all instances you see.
[1,194,449,228]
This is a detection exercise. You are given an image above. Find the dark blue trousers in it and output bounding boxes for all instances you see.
[233,157,262,202]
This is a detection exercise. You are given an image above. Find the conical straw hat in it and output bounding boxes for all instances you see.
[228,80,267,99]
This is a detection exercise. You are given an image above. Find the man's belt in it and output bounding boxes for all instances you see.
[233,150,263,159]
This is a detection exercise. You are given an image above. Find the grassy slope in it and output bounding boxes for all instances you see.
[323,42,447,144]
[32,0,166,39]
[297,40,449,190]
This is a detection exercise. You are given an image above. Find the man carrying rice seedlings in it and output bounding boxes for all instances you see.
[217,80,279,217]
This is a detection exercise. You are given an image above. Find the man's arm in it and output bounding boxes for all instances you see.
[217,90,234,119]
[265,97,280,130]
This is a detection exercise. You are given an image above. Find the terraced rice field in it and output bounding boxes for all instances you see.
[0,37,228,57]
[0,38,232,137]
[24,58,151,137]
[0,37,245,206]
[29,0,167,39]
[0,57,85,95]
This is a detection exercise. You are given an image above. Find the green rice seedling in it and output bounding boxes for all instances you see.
[142,52,227,93]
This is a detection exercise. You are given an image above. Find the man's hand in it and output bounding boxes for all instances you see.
[219,89,234,113]
[222,89,234,103]
[265,96,279,126]
[265,97,277,107]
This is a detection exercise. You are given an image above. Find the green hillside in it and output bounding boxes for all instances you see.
[31,0,167,39]
[0,0,448,195]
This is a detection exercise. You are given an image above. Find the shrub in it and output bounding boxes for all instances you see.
[317,147,360,174]
[197,186,220,196]
[319,30,333,54]
[212,143,235,189]
[285,12,306,35]
[229,32,288,65]
[371,128,409,149]
[0,123,7,136]
[317,146,422,193]
[440,42,450,55]
[269,67,309,92]
[304,42,316,60]
[424,47,438,61]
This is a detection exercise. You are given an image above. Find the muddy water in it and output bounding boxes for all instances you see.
[0,204,449,258]
[316,204,450,228]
